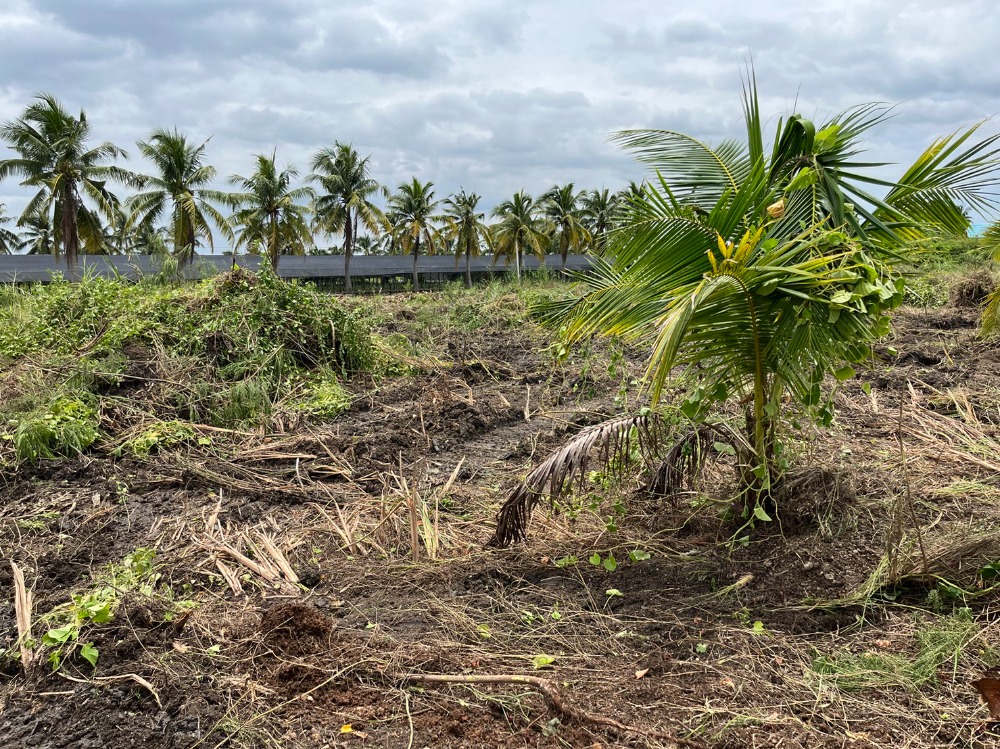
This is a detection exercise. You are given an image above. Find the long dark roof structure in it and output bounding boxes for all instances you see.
[0,253,593,284]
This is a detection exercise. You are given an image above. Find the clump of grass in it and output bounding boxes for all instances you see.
[811,611,976,691]
[123,420,201,456]
[291,376,353,419]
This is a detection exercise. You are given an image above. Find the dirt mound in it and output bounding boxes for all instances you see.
[260,603,334,657]
[950,270,995,307]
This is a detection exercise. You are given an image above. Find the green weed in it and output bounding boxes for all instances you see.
[5,394,100,463]
[811,611,976,691]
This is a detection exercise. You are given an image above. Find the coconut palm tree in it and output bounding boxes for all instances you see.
[387,178,441,292]
[491,191,550,282]
[16,211,53,255]
[581,188,618,253]
[133,224,171,257]
[542,183,591,271]
[227,152,314,273]
[308,143,387,293]
[490,76,1000,546]
[353,234,382,256]
[442,190,491,288]
[127,128,233,266]
[0,93,138,271]
[0,204,19,254]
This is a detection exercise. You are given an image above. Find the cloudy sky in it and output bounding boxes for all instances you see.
[1,0,998,235]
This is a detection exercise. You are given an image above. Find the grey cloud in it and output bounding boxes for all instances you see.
[0,0,997,226]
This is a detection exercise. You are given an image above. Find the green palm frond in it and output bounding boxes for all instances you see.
[613,130,750,210]
[0,93,137,267]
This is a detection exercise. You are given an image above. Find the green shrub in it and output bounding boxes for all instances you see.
[0,268,377,434]
[124,420,201,456]
[7,394,101,463]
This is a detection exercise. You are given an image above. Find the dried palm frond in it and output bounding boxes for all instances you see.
[643,422,752,497]
[488,413,666,547]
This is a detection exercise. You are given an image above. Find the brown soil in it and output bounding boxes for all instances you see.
[2,293,1000,749]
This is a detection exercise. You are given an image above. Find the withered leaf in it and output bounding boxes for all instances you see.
[973,668,1000,719]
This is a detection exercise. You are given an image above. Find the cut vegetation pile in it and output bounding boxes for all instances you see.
[1,272,1000,748]
[0,268,373,464]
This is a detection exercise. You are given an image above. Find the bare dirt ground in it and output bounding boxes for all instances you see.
[2,290,1000,749]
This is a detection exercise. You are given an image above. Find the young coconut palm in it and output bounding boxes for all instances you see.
[227,152,314,273]
[0,93,139,270]
[490,77,1000,546]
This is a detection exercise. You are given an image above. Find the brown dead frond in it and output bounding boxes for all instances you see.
[489,414,758,547]
[489,413,698,547]
[11,561,33,673]
[643,422,751,498]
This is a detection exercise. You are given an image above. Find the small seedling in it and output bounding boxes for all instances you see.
[589,552,619,571]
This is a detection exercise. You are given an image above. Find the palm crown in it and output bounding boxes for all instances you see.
[127,128,234,265]
[0,93,139,268]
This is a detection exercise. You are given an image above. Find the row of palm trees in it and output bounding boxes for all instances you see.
[0,93,635,290]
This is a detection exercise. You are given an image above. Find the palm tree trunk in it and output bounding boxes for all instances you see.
[270,214,280,274]
[464,239,472,289]
[412,234,421,292]
[515,240,521,283]
[743,289,775,504]
[343,209,354,294]
[62,184,79,274]
[181,220,196,270]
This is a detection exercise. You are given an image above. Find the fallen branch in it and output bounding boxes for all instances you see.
[392,671,710,748]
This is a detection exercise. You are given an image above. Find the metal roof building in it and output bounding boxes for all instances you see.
[0,253,593,289]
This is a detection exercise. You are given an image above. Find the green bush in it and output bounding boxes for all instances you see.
[292,376,353,419]
[7,394,101,463]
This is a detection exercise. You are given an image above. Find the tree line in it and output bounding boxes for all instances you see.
[0,93,640,291]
